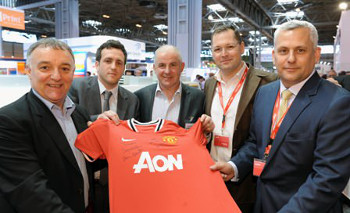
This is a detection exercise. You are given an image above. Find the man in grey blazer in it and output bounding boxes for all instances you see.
[205,25,277,213]
[69,40,139,213]
[69,40,139,121]
[134,45,214,132]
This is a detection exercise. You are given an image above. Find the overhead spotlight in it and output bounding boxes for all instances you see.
[41,35,47,38]
[208,14,214,20]
[295,8,301,12]
[136,24,142,28]
[162,31,167,35]
[339,2,348,10]
[102,14,110,19]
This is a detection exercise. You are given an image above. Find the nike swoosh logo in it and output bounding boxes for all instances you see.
[121,138,136,142]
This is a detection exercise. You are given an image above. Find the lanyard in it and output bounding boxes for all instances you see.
[270,90,292,139]
[264,90,292,158]
[217,67,248,129]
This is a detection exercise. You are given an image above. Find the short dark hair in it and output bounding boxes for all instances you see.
[211,25,243,43]
[95,40,127,64]
[26,38,74,65]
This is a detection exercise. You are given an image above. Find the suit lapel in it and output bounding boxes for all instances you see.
[89,77,102,113]
[259,82,280,156]
[117,86,129,120]
[234,67,261,130]
[266,73,320,165]
[29,92,81,173]
[204,78,217,116]
[179,83,190,126]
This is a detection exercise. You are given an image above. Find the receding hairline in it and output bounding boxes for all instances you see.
[26,38,75,65]
[274,20,318,50]
[154,45,183,63]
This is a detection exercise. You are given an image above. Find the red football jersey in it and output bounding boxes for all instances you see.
[75,118,241,213]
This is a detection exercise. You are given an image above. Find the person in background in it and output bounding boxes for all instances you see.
[327,69,337,78]
[134,69,143,76]
[211,20,350,213]
[204,25,277,213]
[0,38,92,213]
[69,39,139,213]
[335,73,350,91]
[134,45,214,132]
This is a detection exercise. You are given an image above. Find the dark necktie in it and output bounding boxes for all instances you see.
[100,91,113,185]
[103,91,112,112]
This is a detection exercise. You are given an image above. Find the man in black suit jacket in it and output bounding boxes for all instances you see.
[69,40,139,213]
[135,45,213,132]
[0,39,92,212]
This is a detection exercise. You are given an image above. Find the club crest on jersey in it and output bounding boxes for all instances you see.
[133,152,183,173]
[162,136,178,145]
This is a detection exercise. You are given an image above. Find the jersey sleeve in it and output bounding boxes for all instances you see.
[191,118,207,145]
[75,120,106,160]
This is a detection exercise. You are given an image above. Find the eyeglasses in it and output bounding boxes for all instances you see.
[211,43,241,53]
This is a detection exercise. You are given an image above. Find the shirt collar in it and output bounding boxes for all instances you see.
[280,70,315,96]
[214,62,247,85]
[97,78,119,97]
[32,89,75,115]
[155,82,182,96]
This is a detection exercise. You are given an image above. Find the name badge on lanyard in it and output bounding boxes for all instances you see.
[253,158,266,177]
[214,134,230,148]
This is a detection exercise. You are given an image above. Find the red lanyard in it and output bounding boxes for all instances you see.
[264,90,292,158]
[217,67,248,129]
[270,90,292,139]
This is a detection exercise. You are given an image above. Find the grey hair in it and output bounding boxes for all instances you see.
[274,20,318,50]
[154,45,183,64]
[26,38,75,65]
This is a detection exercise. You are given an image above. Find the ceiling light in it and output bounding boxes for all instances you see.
[207,4,226,12]
[249,31,260,35]
[286,11,304,18]
[208,14,214,20]
[83,20,102,27]
[41,35,47,38]
[102,14,110,19]
[295,8,301,12]
[339,2,348,10]
[154,24,168,30]
[136,24,142,28]
[162,31,167,35]
[277,0,298,4]
[228,17,244,23]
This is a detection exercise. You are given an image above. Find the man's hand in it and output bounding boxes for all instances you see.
[200,114,215,134]
[97,110,120,124]
[210,162,235,181]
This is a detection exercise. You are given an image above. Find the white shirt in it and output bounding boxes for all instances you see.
[32,89,89,207]
[98,79,118,112]
[278,70,316,107]
[210,63,247,163]
[152,83,182,124]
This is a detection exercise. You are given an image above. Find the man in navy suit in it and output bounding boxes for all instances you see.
[211,20,350,212]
